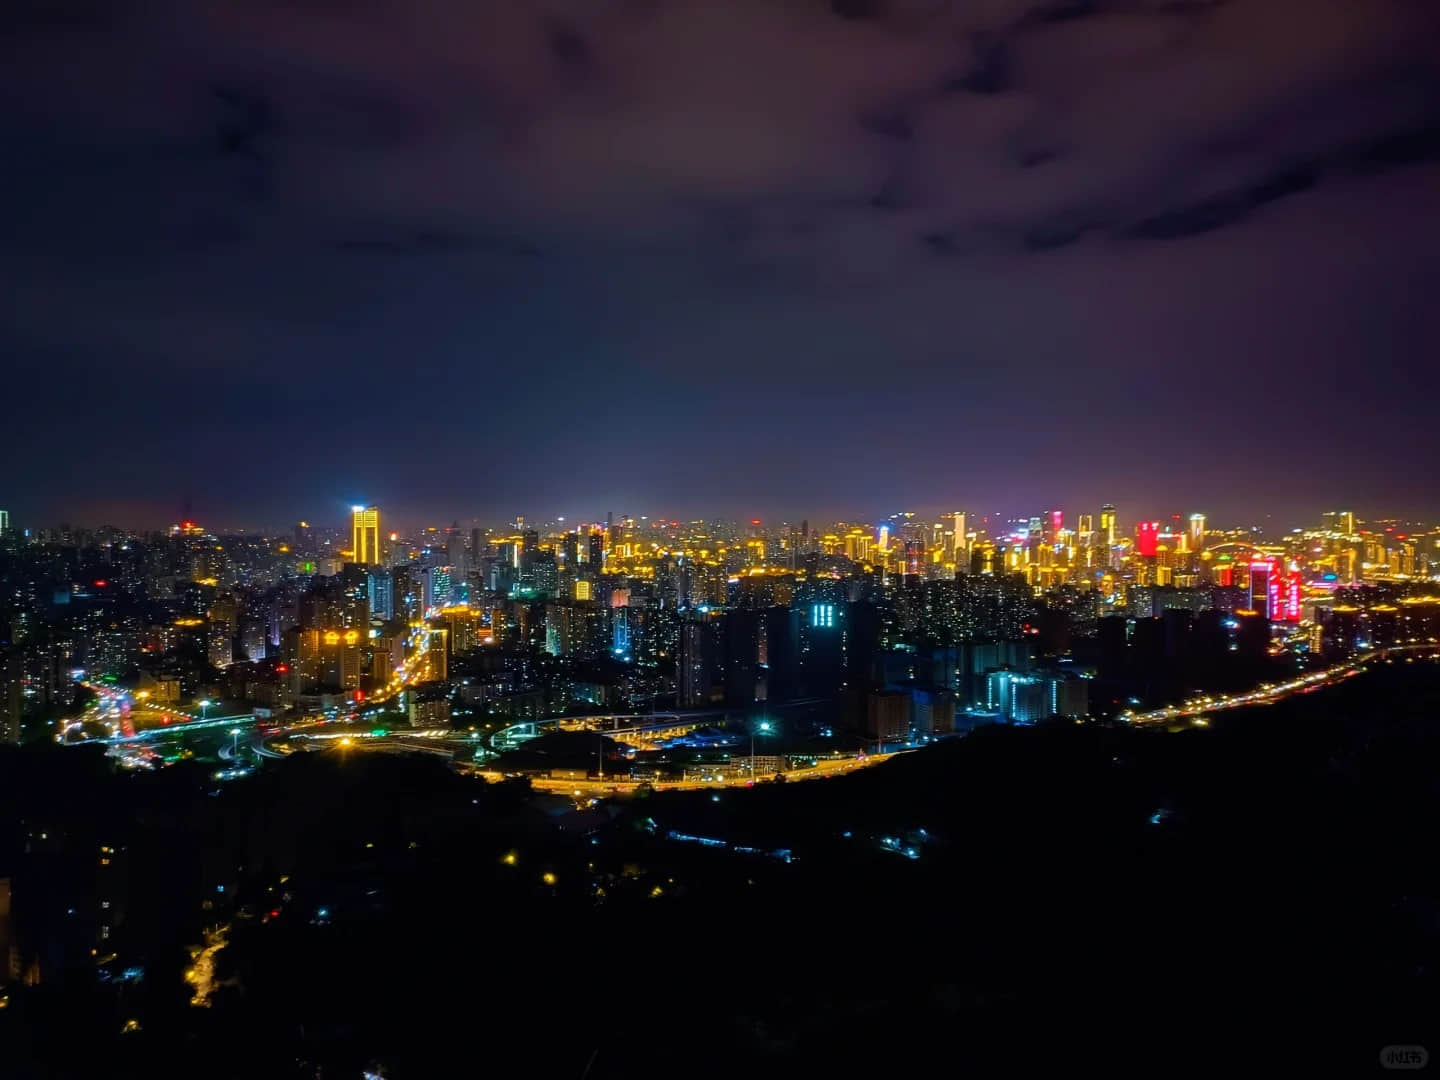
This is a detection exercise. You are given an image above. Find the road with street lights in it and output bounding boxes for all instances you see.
[472,751,897,794]
[1120,644,1440,726]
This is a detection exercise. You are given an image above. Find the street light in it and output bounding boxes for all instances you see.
[229,727,242,759]
[198,699,212,721]
[751,719,772,782]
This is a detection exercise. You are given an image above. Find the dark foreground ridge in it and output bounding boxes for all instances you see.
[2,661,1437,1077]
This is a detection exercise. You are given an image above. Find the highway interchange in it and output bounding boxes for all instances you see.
[66,642,1440,791]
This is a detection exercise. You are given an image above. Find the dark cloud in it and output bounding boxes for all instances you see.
[944,36,1013,96]
[544,20,592,70]
[211,85,273,159]
[1023,220,1096,251]
[1128,167,1317,240]
[1026,2,1101,26]
[1,0,1438,526]
[338,230,539,257]
[831,0,887,20]
[859,108,914,141]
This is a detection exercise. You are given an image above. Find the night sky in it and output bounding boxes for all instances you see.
[4,0,1439,531]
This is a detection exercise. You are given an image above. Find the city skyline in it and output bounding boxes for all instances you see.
[3,498,1425,538]
[4,3,1438,1073]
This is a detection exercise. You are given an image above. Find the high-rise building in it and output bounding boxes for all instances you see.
[986,671,1048,723]
[1,650,23,743]
[679,615,724,707]
[1100,504,1117,547]
[1247,560,1271,615]
[1188,513,1206,549]
[1135,521,1160,558]
[425,565,454,611]
[904,539,925,578]
[351,505,381,564]
[0,509,9,536]
[368,569,394,621]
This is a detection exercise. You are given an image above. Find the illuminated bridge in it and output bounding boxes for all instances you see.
[489,711,742,753]
[110,714,257,742]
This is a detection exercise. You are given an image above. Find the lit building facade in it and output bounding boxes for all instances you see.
[351,506,381,565]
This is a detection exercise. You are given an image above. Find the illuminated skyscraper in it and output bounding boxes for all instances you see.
[904,539,924,577]
[952,512,967,554]
[351,505,381,564]
[367,569,394,621]
[1100,504,1117,547]
[1189,513,1206,548]
[1135,521,1160,558]
[0,510,9,535]
[425,565,453,610]
[1247,560,1271,614]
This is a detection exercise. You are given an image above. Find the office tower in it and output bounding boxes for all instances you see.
[0,509,9,536]
[1268,560,1301,623]
[802,602,846,696]
[1248,560,1271,614]
[1189,513,1206,549]
[312,629,363,689]
[904,539,924,578]
[952,512,967,554]
[351,505,381,565]
[1100,504,1117,547]
[588,528,604,569]
[532,552,559,596]
[427,630,448,681]
[425,565,453,611]
[367,568,394,621]
[1135,521,1160,558]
